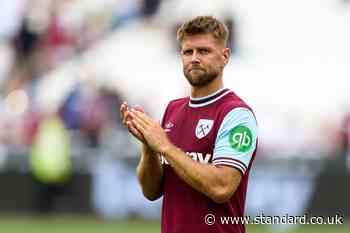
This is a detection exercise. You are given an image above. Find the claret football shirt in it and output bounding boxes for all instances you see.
[160,88,258,233]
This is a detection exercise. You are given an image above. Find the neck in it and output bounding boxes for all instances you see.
[191,75,224,98]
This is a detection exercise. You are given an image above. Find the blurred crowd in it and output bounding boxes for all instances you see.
[0,0,163,219]
[0,0,164,169]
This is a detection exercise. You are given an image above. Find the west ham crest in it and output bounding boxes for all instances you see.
[195,119,214,139]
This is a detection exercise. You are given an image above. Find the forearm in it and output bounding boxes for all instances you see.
[163,144,240,203]
[137,144,164,201]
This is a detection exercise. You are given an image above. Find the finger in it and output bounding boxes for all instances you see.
[122,106,134,125]
[134,105,144,113]
[129,110,149,127]
[127,125,145,143]
[127,122,145,141]
[132,118,146,133]
[124,110,133,125]
[120,102,128,113]
[120,102,128,121]
[131,109,153,125]
[122,110,128,125]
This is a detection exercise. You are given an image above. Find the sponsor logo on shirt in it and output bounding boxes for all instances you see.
[165,122,174,132]
[228,125,253,152]
[160,152,212,165]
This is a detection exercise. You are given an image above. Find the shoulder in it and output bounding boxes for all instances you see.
[168,97,189,107]
[161,97,188,125]
[165,97,189,113]
[218,91,256,121]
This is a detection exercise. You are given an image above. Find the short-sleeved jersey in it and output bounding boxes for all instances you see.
[160,88,258,233]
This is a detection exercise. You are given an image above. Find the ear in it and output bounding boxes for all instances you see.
[222,48,230,65]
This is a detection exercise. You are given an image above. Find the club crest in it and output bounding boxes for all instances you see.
[195,119,214,139]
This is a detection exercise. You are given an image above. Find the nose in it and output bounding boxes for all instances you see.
[190,52,200,64]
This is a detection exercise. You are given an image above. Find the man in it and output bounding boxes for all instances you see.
[120,16,258,233]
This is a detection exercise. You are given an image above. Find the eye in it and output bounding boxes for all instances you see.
[199,48,209,55]
[183,49,193,56]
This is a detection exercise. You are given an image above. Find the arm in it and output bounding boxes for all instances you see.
[120,102,163,201]
[130,109,244,203]
[136,144,164,201]
[162,144,241,203]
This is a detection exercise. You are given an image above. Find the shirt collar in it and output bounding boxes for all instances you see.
[189,88,231,108]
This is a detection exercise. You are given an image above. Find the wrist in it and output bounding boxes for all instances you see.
[142,144,153,154]
[142,144,157,161]
[161,142,176,157]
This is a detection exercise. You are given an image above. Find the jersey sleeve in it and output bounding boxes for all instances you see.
[212,107,258,175]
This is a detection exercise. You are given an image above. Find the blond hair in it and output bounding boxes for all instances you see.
[177,16,229,47]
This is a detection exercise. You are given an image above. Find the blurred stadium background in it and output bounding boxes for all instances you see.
[0,0,349,232]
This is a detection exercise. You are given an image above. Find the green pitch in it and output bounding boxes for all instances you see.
[0,216,348,233]
[0,216,159,233]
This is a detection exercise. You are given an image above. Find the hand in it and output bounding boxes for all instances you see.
[130,109,172,154]
[120,102,146,143]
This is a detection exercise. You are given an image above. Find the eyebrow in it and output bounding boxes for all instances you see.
[183,46,212,51]
[197,47,211,50]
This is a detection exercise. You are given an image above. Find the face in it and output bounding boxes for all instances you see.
[180,34,229,87]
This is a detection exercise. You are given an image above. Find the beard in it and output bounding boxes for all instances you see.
[183,66,219,87]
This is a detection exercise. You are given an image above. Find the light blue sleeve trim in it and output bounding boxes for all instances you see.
[213,107,258,173]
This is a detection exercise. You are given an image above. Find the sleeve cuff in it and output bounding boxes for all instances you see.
[212,157,248,175]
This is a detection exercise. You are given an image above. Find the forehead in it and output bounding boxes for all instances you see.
[181,34,220,49]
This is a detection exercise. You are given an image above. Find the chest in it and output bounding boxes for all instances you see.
[163,106,222,155]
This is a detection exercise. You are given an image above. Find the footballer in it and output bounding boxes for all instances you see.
[120,16,258,233]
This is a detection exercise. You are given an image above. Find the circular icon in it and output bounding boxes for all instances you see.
[205,214,215,226]
[229,125,253,152]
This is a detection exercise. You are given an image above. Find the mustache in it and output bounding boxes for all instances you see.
[187,65,204,71]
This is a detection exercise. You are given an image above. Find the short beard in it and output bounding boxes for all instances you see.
[184,68,219,87]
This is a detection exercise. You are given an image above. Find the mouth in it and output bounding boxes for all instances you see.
[189,66,204,72]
